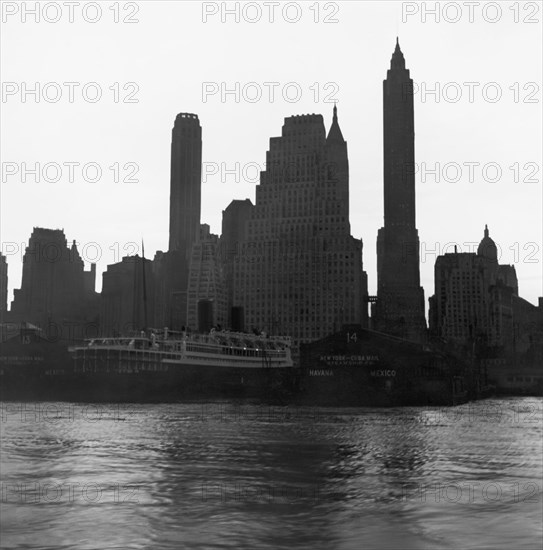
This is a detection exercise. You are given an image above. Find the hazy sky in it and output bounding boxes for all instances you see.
[1,0,542,312]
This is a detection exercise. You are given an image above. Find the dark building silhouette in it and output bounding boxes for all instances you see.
[429,226,518,348]
[10,228,99,340]
[187,224,227,329]
[429,226,543,386]
[0,253,7,315]
[101,255,154,336]
[169,113,202,257]
[375,39,426,341]
[232,108,368,346]
[152,249,188,330]
[511,296,543,366]
[150,113,203,331]
[220,199,253,326]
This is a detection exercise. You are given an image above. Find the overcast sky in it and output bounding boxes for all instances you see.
[1,0,542,313]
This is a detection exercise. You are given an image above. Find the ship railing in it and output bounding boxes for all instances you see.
[185,341,287,357]
[214,331,291,347]
[121,327,292,347]
[78,337,153,349]
[76,331,292,353]
[184,332,290,350]
[209,329,291,344]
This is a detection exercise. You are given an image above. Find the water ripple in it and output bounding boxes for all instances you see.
[1,397,541,549]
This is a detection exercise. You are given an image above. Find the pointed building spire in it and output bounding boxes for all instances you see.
[390,37,406,70]
[327,102,344,143]
[484,224,489,238]
[69,238,82,262]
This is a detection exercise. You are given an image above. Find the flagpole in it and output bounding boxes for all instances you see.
[142,239,148,330]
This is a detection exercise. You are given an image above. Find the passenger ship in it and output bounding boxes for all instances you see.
[66,328,295,401]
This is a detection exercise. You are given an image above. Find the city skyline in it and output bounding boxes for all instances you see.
[1,6,542,550]
[2,2,542,312]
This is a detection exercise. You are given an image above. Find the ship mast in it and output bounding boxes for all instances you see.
[142,239,148,330]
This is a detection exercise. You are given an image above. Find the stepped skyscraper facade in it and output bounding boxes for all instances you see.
[375,40,426,341]
[233,108,368,345]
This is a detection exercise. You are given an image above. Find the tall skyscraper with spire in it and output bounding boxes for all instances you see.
[233,108,368,346]
[168,113,202,257]
[375,39,426,341]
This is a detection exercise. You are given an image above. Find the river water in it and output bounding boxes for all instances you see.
[1,397,541,549]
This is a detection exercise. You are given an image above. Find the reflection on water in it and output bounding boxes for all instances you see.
[1,398,542,549]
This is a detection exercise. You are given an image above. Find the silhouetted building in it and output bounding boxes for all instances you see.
[375,39,426,341]
[0,253,7,315]
[429,226,518,349]
[152,113,203,331]
[511,296,543,365]
[152,249,188,330]
[232,108,368,346]
[187,224,227,330]
[84,263,96,295]
[101,255,154,336]
[10,228,98,340]
[221,199,253,250]
[220,199,253,325]
[169,113,202,257]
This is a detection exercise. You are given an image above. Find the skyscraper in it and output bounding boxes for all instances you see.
[153,113,203,330]
[375,39,426,341]
[186,224,227,330]
[101,255,154,336]
[429,226,518,349]
[10,228,99,338]
[0,253,7,315]
[233,109,368,345]
[168,113,202,256]
[220,199,253,327]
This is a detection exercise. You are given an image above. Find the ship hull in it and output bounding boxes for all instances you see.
[1,328,297,402]
[1,369,298,402]
[1,348,297,402]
